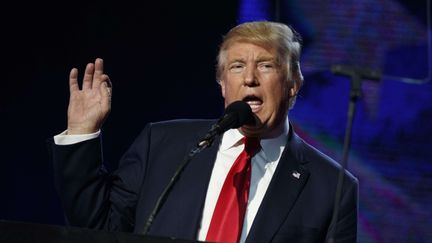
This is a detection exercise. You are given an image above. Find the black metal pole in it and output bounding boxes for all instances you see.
[327,74,360,243]
[142,144,208,235]
[327,65,380,243]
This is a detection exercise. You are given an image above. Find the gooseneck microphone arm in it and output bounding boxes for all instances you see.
[327,65,381,243]
[142,101,254,235]
[142,141,208,235]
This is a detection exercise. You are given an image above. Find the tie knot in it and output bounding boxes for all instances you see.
[243,137,261,155]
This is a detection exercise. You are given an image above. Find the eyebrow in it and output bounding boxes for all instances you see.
[228,58,246,64]
[256,57,276,63]
[228,56,276,64]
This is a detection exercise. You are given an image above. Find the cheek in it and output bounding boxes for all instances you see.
[277,78,291,98]
[220,78,231,98]
[266,81,290,110]
[221,76,242,98]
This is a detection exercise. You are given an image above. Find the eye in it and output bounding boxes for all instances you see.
[229,63,245,73]
[257,62,275,72]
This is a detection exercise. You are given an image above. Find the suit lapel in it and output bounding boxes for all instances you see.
[246,127,310,243]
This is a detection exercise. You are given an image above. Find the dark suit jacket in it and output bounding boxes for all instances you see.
[50,119,358,243]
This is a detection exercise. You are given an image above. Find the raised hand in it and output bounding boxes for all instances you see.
[67,58,112,135]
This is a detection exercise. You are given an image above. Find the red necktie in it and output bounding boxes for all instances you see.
[206,137,261,243]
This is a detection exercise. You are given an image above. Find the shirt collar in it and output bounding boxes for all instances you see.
[219,118,289,159]
[219,127,244,151]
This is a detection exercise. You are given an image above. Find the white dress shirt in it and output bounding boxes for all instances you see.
[54,130,100,145]
[197,120,288,243]
[53,119,289,243]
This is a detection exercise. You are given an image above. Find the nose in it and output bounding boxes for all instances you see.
[244,65,258,86]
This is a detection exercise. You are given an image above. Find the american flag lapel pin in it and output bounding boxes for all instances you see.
[292,171,301,179]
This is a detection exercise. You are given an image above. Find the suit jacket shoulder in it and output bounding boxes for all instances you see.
[295,132,358,184]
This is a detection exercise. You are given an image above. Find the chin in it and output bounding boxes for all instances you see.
[240,123,267,138]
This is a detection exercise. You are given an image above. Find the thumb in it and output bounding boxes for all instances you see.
[100,81,112,111]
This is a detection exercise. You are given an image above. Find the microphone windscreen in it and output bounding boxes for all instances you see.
[224,100,255,128]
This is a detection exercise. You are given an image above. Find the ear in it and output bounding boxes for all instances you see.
[220,79,226,98]
[288,79,300,97]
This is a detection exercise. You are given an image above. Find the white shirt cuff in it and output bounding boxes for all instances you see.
[53,130,101,145]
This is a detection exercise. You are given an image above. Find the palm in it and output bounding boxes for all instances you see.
[66,58,111,134]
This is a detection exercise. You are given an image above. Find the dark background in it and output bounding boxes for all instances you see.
[1,0,431,242]
[1,0,238,224]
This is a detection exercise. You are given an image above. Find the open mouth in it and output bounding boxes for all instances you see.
[243,95,263,113]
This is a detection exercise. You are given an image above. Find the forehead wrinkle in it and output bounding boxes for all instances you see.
[228,57,246,64]
[255,55,276,63]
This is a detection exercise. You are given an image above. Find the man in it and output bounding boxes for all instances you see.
[51,21,358,243]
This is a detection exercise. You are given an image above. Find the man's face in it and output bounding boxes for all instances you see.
[220,42,298,138]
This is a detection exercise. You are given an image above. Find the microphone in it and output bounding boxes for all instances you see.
[198,100,255,148]
[142,100,254,235]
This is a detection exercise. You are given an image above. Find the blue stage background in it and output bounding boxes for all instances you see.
[238,0,432,242]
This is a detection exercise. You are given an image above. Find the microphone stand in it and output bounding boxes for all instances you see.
[327,65,381,243]
[142,141,210,235]
[142,100,252,235]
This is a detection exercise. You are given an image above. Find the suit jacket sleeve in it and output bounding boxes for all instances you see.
[326,175,358,243]
[50,123,153,231]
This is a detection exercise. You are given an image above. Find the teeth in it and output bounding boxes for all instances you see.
[246,100,262,105]
[243,96,263,112]
[245,100,262,112]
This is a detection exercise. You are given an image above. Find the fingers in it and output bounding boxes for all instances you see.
[92,58,105,89]
[106,74,112,88]
[100,75,112,97]
[94,58,104,75]
[82,62,95,90]
[71,58,107,91]
[100,78,112,113]
[69,68,79,93]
